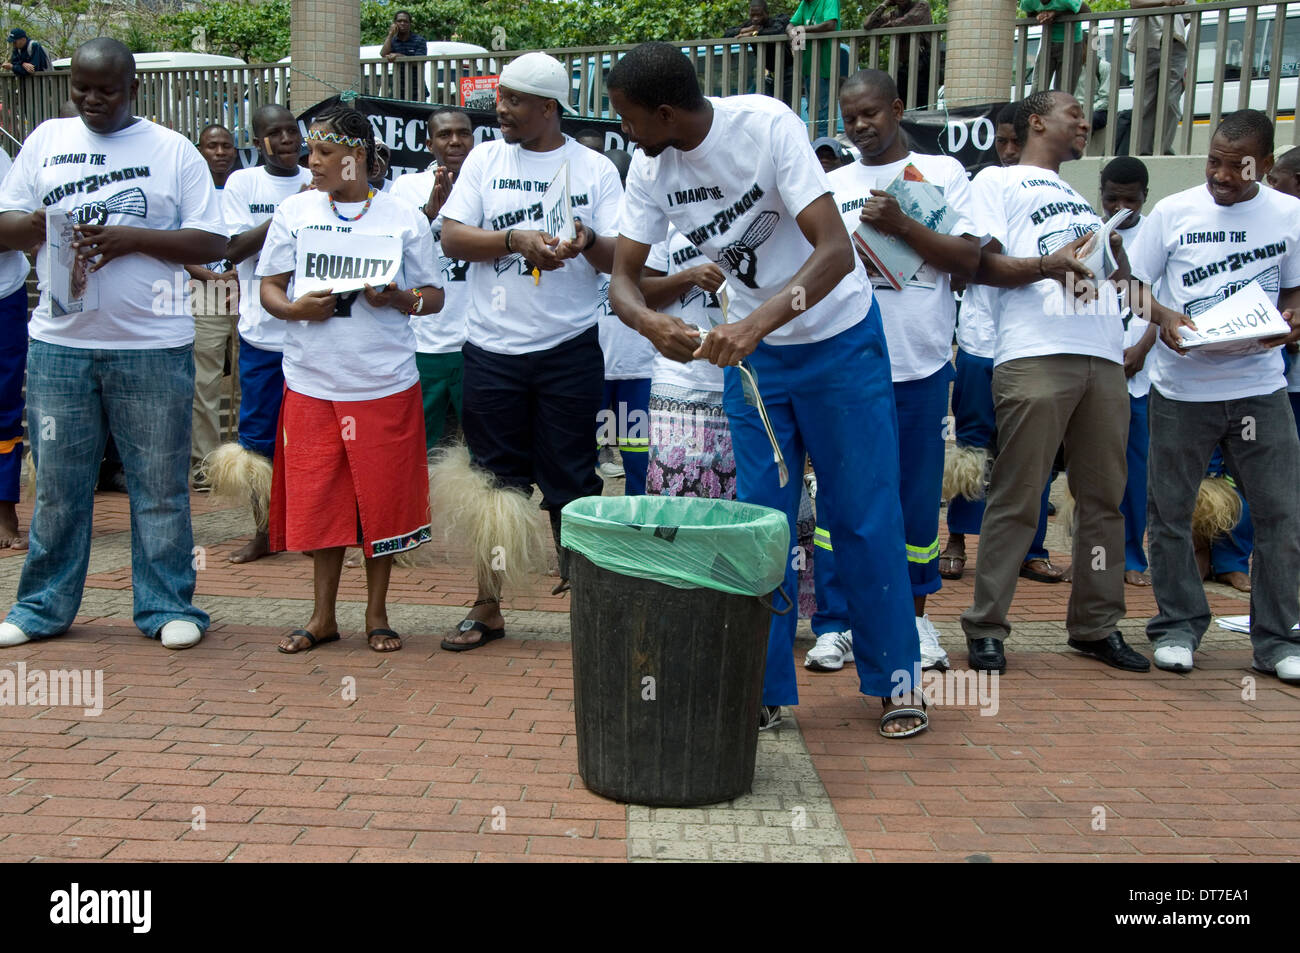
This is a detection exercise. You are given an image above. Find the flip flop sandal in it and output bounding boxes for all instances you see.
[938,554,965,580]
[441,618,505,652]
[278,628,340,654]
[879,698,929,739]
[366,628,403,652]
[1019,560,1065,584]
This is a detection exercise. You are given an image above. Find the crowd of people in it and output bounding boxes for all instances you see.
[1,35,1298,742]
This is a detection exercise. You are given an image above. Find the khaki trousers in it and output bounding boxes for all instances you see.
[960,354,1128,643]
[191,308,239,470]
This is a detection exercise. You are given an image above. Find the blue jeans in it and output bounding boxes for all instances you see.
[724,304,919,704]
[7,341,208,638]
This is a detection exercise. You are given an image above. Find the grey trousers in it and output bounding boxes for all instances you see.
[1136,43,1187,156]
[961,354,1128,643]
[1146,387,1300,667]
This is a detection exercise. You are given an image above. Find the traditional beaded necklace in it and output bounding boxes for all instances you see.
[330,188,375,222]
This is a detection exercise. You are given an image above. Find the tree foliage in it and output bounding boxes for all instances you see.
[142,0,950,63]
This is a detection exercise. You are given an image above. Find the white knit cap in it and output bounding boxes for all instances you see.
[499,52,570,105]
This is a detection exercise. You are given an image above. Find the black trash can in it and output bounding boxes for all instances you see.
[562,496,789,807]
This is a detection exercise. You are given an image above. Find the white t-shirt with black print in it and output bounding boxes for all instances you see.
[256,188,441,401]
[829,152,978,381]
[968,163,1123,367]
[222,164,313,352]
[439,136,623,355]
[0,117,225,348]
[646,225,727,392]
[1128,183,1300,402]
[391,166,469,355]
[619,95,872,347]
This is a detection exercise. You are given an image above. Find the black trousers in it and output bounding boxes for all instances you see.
[461,325,604,511]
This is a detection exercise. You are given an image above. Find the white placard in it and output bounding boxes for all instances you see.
[293,229,401,298]
[47,209,99,316]
[541,162,575,242]
[1176,280,1292,353]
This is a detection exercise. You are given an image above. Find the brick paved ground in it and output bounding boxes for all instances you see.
[1,480,1296,862]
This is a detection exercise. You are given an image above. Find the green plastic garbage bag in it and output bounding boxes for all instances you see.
[561,496,790,597]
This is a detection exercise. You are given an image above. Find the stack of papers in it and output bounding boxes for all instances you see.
[1176,281,1291,354]
[852,164,951,291]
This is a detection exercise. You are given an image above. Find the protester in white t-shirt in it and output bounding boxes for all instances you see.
[638,226,732,497]
[941,104,1069,589]
[202,104,311,567]
[0,39,227,651]
[959,90,1147,676]
[1127,109,1300,681]
[434,53,623,652]
[187,123,239,484]
[1097,157,1158,589]
[814,69,980,675]
[606,42,927,738]
[0,147,32,551]
[391,106,473,450]
[256,105,443,657]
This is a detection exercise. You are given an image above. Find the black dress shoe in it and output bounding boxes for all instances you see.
[966,637,1006,673]
[1068,631,1151,672]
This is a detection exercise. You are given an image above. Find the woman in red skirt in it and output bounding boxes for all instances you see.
[257,105,444,653]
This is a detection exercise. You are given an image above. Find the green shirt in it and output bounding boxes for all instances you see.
[1020,0,1084,45]
[790,0,841,78]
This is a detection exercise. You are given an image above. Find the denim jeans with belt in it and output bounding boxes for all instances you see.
[6,341,209,639]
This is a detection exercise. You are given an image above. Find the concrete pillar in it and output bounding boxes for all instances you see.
[944,0,1018,107]
[290,0,360,111]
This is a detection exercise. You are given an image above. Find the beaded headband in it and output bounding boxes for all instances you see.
[305,129,365,147]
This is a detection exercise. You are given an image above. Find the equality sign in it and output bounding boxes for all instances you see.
[293,229,402,298]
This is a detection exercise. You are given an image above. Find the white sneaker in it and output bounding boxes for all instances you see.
[917,615,949,671]
[1274,656,1300,683]
[1154,645,1194,673]
[805,631,853,672]
[0,621,30,647]
[159,620,202,650]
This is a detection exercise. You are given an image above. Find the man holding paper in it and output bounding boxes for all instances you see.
[436,52,623,650]
[606,43,927,737]
[0,38,226,650]
[815,69,980,674]
[959,90,1143,675]
[1127,109,1300,681]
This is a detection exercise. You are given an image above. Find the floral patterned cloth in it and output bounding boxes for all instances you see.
[646,383,815,618]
